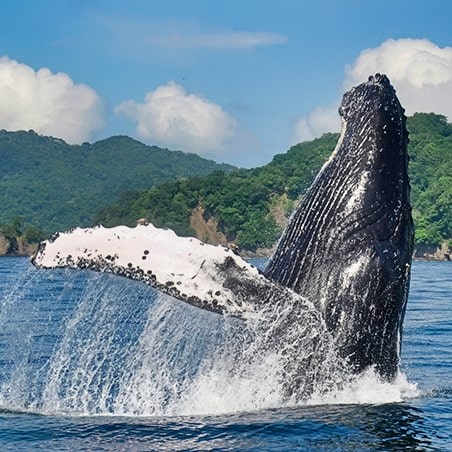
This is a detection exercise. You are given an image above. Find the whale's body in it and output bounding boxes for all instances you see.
[266,74,413,379]
[32,74,414,397]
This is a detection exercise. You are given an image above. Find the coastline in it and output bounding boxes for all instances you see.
[414,242,451,262]
[0,233,38,258]
[1,243,450,262]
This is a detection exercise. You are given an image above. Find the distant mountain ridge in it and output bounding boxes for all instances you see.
[1,113,450,256]
[0,130,236,232]
[96,113,452,253]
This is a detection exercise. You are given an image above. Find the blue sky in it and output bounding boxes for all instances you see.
[1,0,451,167]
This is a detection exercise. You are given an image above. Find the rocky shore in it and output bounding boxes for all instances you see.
[0,232,38,257]
[414,242,451,261]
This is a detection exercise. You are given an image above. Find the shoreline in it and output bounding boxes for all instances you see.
[1,251,450,262]
[1,232,450,261]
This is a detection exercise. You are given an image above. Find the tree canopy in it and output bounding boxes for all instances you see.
[2,113,451,252]
[96,114,451,250]
[0,131,235,233]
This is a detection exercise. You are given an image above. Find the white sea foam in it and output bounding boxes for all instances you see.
[306,369,420,406]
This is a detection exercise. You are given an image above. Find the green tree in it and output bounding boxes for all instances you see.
[96,115,452,251]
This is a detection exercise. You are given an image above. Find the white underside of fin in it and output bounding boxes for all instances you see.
[32,223,287,317]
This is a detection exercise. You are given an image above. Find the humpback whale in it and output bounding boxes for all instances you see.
[32,74,414,398]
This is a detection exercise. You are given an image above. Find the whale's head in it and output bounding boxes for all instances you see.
[340,73,401,121]
[332,73,413,255]
[266,74,414,380]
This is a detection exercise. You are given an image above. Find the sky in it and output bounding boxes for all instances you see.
[0,0,451,167]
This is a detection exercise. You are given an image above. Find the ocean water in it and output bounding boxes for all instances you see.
[0,257,450,451]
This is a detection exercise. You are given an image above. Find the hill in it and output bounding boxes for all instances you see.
[0,130,236,233]
[406,113,452,246]
[95,133,338,249]
[96,114,452,252]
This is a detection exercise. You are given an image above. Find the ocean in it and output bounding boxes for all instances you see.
[0,257,450,451]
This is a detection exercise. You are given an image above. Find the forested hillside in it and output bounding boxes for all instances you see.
[95,133,339,249]
[407,113,452,246]
[0,130,235,232]
[96,114,452,251]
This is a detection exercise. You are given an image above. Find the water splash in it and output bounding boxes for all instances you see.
[0,264,419,416]
[307,370,420,406]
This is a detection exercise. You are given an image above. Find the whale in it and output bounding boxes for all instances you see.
[265,73,413,380]
[32,74,414,398]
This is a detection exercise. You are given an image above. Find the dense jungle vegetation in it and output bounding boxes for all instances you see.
[95,133,337,249]
[1,113,450,252]
[407,113,452,247]
[0,130,235,233]
[96,113,451,251]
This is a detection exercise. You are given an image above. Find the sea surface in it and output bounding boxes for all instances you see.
[0,257,450,451]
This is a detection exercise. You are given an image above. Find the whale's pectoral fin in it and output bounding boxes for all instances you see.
[32,223,289,317]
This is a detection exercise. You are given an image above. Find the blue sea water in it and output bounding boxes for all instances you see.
[0,257,450,451]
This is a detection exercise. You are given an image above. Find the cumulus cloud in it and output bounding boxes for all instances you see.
[293,105,341,143]
[294,38,452,143]
[116,82,238,156]
[344,38,452,119]
[0,56,105,143]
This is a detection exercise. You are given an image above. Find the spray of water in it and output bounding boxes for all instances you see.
[0,265,419,416]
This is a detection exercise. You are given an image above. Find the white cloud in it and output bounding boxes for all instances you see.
[293,105,341,143]
[0,56,105,143]
[344,38,452,119]
[294,38,452,144]
[147,31,288,50]
[116,82,238,156]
